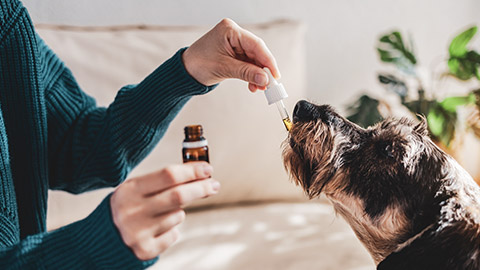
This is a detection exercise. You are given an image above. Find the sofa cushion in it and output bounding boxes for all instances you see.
[151,202,374,270]
[38,21,308,230]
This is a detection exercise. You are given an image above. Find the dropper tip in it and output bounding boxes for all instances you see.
[283,117,292,131]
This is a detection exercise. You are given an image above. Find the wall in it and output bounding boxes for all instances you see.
[21,0,479,113]
[22,0,480,108]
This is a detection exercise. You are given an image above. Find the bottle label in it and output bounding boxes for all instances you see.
[182,140,208,148]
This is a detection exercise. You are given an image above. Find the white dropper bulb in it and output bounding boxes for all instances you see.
[263,68,292,131]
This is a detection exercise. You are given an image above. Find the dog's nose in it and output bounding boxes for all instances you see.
[293,101,340,125]
[293,100,316,122]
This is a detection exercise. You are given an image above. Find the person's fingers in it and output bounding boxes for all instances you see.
[154,226,181,254]
[256,84,267,91]
[132,226,181,261]
[146,178,220,215]
[229,27,281,79]
[248,83,258,92]
[182,18,281,86]
[226,58,269,87]
[152,209,185,237]
[248,83,267,92]
[133,162,213,196]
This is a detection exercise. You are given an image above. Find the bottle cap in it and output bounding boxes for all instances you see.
[184,125,205,141]
[184,125,203,136]
[263,67,288,105]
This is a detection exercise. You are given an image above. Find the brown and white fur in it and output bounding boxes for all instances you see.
[283,100,480,270]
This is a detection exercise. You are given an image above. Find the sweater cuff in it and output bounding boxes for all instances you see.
[74,194,157,269]
[134,47,217,99]
[176,47,219,91]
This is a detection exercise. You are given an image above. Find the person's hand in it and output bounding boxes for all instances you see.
[110,162,219,260]
[182,18,280,92]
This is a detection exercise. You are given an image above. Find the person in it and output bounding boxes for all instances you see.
[0,0,280,269]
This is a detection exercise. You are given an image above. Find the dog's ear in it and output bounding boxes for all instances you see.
[414,115,428,136]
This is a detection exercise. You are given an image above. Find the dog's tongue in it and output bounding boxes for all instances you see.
[263,68,292,131]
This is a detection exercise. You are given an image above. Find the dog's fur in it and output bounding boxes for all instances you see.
[283,100,480,270]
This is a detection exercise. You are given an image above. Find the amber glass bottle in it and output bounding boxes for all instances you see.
[182,125,209,163]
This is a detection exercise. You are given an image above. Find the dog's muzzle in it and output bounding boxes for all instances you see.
[292,100,365,143]
[293,100,339,125]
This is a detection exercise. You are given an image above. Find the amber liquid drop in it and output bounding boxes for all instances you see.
[283,117,292,131]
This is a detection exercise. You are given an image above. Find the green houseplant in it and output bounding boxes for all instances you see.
[347,26,480,148]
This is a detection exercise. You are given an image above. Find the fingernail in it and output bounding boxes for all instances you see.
[203,164,213,176]
[177,210,186,220]
[255,73,268,86]
[211,180,221,193]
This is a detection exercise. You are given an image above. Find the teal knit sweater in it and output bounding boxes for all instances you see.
[0,0,215,268]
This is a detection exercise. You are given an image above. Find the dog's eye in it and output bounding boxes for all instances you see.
[377,142,395,158]
[383,144,395,158]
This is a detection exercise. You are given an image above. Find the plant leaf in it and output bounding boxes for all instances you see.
[346,95,384,128]
[468,51,480,81]
[448,58,460,73]
[403,98,433,117]
[448,57,478,80]
[378,73,408,97]
[449,26,477,57]
[468,50,480,62]
[427,108,445,136]
[439,94,475,112]
[448,26,480,81]
[377,48,395,62]
[427,102,457,147]
[377,31,417,74]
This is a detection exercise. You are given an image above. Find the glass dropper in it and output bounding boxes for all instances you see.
[263,68,291,131]
[276,100,292,131]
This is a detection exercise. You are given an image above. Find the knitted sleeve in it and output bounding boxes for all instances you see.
[0,194,157,269]
[43,39,216,193]
[0,1,204,267]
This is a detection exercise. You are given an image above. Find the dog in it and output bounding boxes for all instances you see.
[282,100,480,270]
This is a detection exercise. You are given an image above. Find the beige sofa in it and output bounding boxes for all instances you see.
[38,21,375,270]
